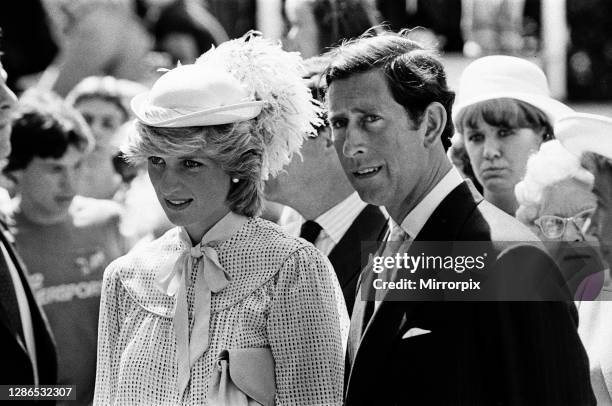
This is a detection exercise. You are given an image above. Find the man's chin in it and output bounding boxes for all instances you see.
[353,186,386,207]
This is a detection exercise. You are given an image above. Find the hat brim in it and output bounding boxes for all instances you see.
[131,92,266,127]
[557,113,612,161]
[452,92,574,126]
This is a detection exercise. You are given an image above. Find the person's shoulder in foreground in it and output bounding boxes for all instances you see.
[0,59,58,388]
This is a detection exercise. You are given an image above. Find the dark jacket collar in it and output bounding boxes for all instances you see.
[415,180,484,242]
[328,204,388,288]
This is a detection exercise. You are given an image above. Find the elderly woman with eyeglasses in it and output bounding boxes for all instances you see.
[515,140,604,297]
[94,34,348,405]
[557,113,612,406]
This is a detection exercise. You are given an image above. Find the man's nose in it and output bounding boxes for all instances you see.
[340,123,366,158]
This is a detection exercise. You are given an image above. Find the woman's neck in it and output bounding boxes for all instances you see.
[484,189,518,216]
[184,208,231,245]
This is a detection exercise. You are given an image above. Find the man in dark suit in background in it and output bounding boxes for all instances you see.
[326,30,595,405]
[266,56,388,316]
[0,59,57,388]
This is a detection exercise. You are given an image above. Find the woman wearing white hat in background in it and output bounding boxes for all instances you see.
[450,55,574,215]
[94,34,348,405]
[557,112,612,406]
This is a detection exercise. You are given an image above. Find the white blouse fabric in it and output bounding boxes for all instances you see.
[94,214,348,405]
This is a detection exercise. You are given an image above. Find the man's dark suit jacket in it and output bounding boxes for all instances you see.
[345,181,595,405]
[328,204,388,316]
[0,218,57,388]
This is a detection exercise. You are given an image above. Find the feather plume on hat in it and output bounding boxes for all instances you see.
[196,32,323,180]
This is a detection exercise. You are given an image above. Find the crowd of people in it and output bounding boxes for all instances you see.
[1,1,612,406]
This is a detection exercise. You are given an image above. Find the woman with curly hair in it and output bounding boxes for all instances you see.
[94,34,348,405]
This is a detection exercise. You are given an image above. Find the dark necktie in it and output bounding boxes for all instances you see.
[299,220,322,244]
[0,243,24,339]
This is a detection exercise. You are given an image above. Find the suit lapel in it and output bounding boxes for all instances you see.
[0,218,57,383]
[366,181,482,321]
[328,205,387,289]
[347,181,483,398]
[0,220,29,355]
[339,206,388,367]
[415,180,483,242]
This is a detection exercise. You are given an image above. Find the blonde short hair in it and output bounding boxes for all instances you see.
[125,121,264,217]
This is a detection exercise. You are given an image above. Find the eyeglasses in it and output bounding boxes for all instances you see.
[534,208,595,239]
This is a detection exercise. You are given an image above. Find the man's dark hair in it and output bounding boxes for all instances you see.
[325,29,455,149]
[4,90,93,173]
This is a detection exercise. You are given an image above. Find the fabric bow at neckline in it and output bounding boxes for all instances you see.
[156,237,229,297]
[156,228,231,398]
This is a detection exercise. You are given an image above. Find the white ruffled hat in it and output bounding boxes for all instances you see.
[131,64,265,127]
[556,112,612,161]
[130,33,321,180]
[453,55,574,125]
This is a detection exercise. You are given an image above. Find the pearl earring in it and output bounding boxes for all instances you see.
[232,178,239,183]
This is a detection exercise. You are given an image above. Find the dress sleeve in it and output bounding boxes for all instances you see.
[93,261,124,405]
[267,246,345,406]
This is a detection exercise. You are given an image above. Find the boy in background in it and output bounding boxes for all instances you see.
[5,91,126,405]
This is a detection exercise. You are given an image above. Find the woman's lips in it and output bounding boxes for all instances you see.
[164,198,193,210]
[480,167,508,178]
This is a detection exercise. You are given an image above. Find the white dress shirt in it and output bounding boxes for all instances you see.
[373,168,464,310]
[282,192,386,256]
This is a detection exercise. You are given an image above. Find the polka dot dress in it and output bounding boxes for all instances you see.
[94,218,348,405]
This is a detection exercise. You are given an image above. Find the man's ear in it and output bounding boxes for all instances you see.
[421,102,447,148]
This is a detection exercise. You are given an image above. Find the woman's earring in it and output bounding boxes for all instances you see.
[232,178,239,183]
